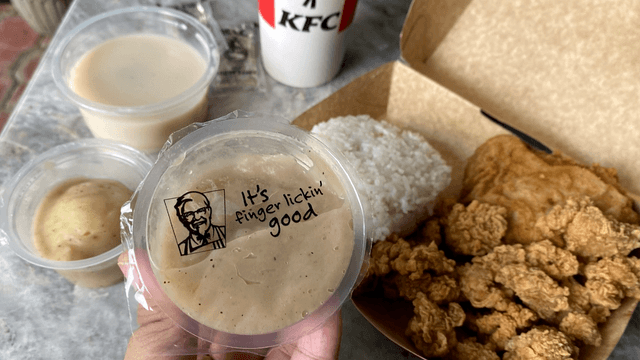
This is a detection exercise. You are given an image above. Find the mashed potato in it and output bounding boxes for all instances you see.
[33,178,132,261]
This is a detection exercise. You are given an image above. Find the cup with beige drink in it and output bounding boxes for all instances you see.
[51,7,220,153]
[120,112,370,351]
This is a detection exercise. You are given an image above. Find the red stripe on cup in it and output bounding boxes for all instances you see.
[259,0,276,28]
[339,0,358,32]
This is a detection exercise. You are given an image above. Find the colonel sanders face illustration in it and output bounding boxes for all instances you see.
[175,191,212,240]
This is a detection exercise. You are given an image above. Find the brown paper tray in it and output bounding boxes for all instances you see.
[293,60,639,359]
[294,1,640,358]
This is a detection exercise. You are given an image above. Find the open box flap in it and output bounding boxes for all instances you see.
[296,61,510,198]
[400,0,640,195]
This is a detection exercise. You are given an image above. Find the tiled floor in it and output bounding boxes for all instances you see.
[0,3,50,131]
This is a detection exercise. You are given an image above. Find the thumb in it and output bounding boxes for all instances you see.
[266,311,342,360]
[119,251,200,360]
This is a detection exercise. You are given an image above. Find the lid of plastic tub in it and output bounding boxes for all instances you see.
[127,111,370,349]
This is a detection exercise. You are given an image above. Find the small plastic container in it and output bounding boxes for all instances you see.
[122,112,370,351]
[0,139,153,288]
[51,7,220,153]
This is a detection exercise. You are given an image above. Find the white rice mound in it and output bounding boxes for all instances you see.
[311,114,451,242]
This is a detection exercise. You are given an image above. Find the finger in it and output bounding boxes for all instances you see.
[117,251,128,274]
[125,304,198,360]
[266,311,342,360]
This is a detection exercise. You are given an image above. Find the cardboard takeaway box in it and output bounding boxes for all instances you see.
[292,0,640,359]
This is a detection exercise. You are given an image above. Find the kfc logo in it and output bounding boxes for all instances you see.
[259,0,358,32]
[164,190,227,256]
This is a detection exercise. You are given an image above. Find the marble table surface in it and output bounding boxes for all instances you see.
[0,0,638,359]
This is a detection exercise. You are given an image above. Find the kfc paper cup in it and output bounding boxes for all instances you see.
[258,0,358,88]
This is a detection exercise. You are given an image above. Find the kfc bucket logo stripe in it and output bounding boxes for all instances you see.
[259,0,276,28]
[259,0,357,32]
[339,0,357,31]
[259,0,358,87]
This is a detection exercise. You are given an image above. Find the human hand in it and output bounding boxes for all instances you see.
[118,253,342,360]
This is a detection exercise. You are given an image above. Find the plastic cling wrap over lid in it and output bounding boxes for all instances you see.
[120,111,370,353]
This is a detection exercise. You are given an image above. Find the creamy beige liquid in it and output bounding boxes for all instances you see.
[152,153,354,335]
[33,178,132,261]
[70,34,206,106]
[69,34,209,151]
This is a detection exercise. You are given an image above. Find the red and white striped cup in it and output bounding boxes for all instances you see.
[258,0,358,88]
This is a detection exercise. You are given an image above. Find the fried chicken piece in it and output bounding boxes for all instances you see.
[535,197,588,242]
[424,275,461,304]
[504,327,579,360]
[495,264,570,320]
[367,234,412,277]
[561,277,591,314]
[459,262,513,311]
[458,245,527,311]
[537,197,640,261]
[406,292,465,357]
[384,273,431,300]
[445,200,508,256]
[462,135,639,246]
[559,312,602,346]
[583,255,640,310]
[446,338,500,360]
[588,306,611,324]
[566,207,640,261]
[473,244,527,275]
[525,240,579,280]
[474,303,538,350]
[391,240,456,280]
[389,274,461,305]
[559,277,612,325]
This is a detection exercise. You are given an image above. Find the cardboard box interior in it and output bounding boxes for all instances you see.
[293,0,640,358]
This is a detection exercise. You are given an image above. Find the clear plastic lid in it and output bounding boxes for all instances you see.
[122,111,370,350]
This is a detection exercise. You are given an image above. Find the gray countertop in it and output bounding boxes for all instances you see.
[0,0,638,359]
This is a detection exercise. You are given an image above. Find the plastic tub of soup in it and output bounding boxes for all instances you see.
[51,7,220,153]
[121,112,370,350]
[0,139,153,288]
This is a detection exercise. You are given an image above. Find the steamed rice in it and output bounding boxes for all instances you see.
[311,114,451,242]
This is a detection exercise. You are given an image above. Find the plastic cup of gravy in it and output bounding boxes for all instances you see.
[123,113,370,349]
[0,139,153,288]
[51,7,220,153]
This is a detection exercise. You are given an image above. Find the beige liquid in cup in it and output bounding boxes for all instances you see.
[68,34,209,151]
[152,153,354,335]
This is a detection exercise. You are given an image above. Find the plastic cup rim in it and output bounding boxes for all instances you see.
[50,6,219,119]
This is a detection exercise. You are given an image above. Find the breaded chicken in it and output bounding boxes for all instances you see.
[367,234,412,277]
[583,255,640,310]
[391,240,457,280]
[388,273,460,304]
[445,200,508,256]
[406,292,465,357]
[446,338,500,360]
[525,240,579,280]
[474,303,538,350]
[459,262,514,311]
[462,135,639,246]
[559,312,602,346]
[504,327,579,360]
[495,264,570,320]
